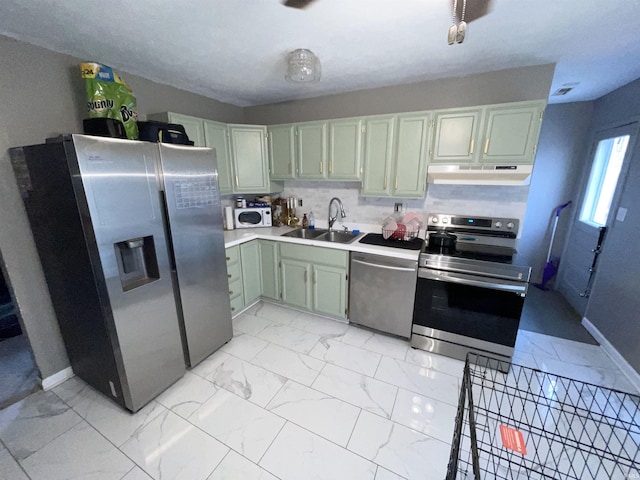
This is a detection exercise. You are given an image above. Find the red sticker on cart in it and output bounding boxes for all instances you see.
[499,425,527,455]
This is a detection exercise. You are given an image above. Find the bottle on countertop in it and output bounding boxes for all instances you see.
[302,214,308,228]
[308,211,315,229]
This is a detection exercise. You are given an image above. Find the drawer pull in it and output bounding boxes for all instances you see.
[229,290,234,295]
[226,256,230,261]
[228,274,232,278]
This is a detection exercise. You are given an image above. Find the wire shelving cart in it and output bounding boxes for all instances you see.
[446,353,640,480]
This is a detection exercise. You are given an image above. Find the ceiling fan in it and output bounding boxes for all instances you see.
[283,0,316,9]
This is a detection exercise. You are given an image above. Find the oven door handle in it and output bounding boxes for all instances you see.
[352,258,417,273]
[418,268,527,294]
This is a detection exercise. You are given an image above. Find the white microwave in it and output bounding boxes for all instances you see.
[234,207,272,228]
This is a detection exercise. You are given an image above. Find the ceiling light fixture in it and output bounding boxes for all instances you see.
[285,49,321,84]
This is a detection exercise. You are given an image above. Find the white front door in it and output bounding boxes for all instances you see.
[557,123,638,315]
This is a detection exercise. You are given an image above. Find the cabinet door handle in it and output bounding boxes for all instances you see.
[329,160,333,174]
[226,256,230,261]
[235,175,239,186]
[383,175,387,189]
[313,270,317,284]
[469,138,474,155]
[320,161,323,174]
[394,176,398,190]
[229,290,233,295]
[227,274,232,278]
[304,270,308,283]
[484,138,490,154]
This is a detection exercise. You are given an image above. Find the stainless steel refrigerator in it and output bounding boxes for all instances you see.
[11,134,232,412]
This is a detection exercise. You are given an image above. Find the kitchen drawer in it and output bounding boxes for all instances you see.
[280,243,348,268]
[225,245,240,264]
[226,261,242,283]
[228,278,243,300]
[230,295,244,317]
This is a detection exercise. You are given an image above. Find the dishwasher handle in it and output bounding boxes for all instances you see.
[352,258,417,273]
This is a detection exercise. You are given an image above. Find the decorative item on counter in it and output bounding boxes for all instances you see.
[272,204,282,227]
[308,211,315,229]
[382,212,424,240]
[80,62,138,139]
[235,196,246,208]
[302,214,308,228]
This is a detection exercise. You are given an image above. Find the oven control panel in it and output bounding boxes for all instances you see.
[427,213,519,234]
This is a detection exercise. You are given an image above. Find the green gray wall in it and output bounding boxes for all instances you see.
[244,64,555,124]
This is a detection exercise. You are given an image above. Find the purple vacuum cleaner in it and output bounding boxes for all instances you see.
[535,201,572,290]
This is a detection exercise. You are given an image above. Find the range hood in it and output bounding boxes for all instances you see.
[426,164,533,186]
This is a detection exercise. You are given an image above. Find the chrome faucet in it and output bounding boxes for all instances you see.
[328,197,346,231]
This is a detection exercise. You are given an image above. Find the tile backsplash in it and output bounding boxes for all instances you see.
[222,181,530,233]
[278,181,529,226]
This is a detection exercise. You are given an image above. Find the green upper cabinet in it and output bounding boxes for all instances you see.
[203,120,233,195]
[430,101,545,166]
[431,108,482,164]
[362,113,430,198]
[480,102,545,164]
[391,113,431,198]
[327,118,363,180]
[268,124,296,180]
[228,124,270,193]
[362,116,395,196]
[297,122,328,179]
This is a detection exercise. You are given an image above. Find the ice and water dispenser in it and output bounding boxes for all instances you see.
[114,236,160,291]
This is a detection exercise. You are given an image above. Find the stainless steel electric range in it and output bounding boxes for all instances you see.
[411,213,532,362]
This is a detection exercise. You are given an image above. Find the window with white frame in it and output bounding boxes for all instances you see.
[579,135,629,227]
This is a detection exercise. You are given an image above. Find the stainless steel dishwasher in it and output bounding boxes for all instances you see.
[349,252,418,338]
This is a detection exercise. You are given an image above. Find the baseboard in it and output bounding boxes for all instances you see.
[582,317,640,394]
[41,366,74,391]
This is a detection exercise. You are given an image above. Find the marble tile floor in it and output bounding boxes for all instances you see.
[0,301,637,480]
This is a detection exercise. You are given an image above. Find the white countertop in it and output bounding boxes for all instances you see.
[224,226,423,261]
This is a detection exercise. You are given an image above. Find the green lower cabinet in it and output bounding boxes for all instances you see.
[312,264,347,318]
[240,241,262,306]
[259,240,280,301]
[225,245,244,317]
[279,243,348,319]
[281,258,312,310]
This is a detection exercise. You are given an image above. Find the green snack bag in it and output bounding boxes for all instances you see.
[80,62,138,139]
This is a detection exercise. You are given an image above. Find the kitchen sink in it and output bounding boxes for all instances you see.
[317,231,360,244]
[280,228,360,244]
[281,228,328,239]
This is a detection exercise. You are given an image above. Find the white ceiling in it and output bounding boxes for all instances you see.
[2,0,640,107]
